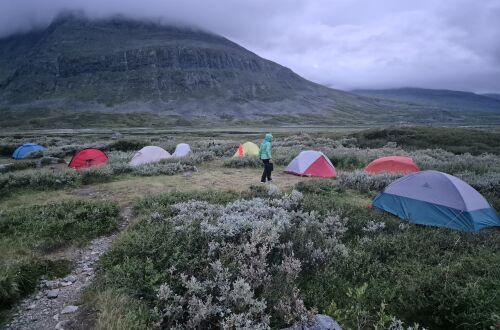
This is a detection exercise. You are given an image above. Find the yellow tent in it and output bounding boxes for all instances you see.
[233,142,260,157]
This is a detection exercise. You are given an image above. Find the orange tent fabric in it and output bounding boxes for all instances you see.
[364,156,419,175]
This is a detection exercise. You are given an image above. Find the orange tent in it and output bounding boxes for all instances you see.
[364,156,419,175]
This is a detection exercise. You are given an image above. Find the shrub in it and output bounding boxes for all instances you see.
[44,143,107,158]
[131,162,196,176]
[0,200,119,250]
[329,154,367,170]
[0,169,79,197]
[412,149,500,174]
[96,191,347,328]
[351,127,500,155]
[455,171,500,197]
[223,156,261,168]
[79,166,115,185]
[0,144,18,157]
[0,160,37,173]
[338,171,401,193]
[105,139,148,152]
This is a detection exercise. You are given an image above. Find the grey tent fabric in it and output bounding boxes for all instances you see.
[172,143,191,158]
[129,146,171,167]
[384,170,489,211]
[373,170,500,232]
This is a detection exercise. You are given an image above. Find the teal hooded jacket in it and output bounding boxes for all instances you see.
[259,133,273,160]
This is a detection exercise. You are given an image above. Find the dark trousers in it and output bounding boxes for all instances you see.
[261,159,272,182]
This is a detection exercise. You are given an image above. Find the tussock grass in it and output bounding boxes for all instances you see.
[0,200,120,319]
[90,290,150,330]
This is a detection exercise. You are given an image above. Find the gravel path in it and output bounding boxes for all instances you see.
[5,206,133,330]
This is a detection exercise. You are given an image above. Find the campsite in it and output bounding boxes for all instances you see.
[1,126,499,329]
[1,2,500,329]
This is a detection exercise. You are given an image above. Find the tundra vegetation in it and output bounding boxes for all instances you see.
[0,126,499,329]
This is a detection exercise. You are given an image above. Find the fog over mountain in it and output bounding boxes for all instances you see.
[1,0,499,93]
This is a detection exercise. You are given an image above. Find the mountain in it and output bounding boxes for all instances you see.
[0,15,499,128]
[0,14,396,124]
[352,88,500,113]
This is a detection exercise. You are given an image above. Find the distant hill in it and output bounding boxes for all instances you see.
[482,93,500,101]
[352,88,500,113]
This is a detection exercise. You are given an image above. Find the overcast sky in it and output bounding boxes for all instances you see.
[1,0,499,93]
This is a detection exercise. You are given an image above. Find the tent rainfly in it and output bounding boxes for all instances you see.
[233,142,260,158]
[285,150,336,178]
[365,156,419,175]
[12,143,46,159]
[69,149,109,169]
[129,146,171,166]
[373,170,500,232]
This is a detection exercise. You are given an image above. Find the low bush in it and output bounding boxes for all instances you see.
[412,149,500,175]
[44,144,107,158]
[79,166,115,185]
[105,139,148,152]
[456,171,500,197]
[94,190,348,328]
[329,154,368,170]
[351,127,500,155]
[223,156,261,168]
[0,169,80,197]
[131,162,196,176]
[0,144,18,157]
[338,171,401,193]
[0,160,37,173]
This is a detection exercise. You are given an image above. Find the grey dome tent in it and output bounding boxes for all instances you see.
[373,170,500,232]
[129,146,171,167]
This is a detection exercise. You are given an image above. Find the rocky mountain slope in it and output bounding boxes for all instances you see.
[0,15,392,123]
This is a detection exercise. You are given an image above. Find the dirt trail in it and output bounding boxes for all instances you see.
[5,207,133,330]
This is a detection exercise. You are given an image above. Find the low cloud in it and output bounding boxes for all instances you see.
[1,0,499,92]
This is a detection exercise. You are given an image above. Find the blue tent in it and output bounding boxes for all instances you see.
[373,170,500,232]
[12,143,46,160]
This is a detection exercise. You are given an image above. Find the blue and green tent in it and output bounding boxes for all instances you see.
[373,170,500,232]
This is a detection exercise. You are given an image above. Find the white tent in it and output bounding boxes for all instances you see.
[129,146,171,167]
[285,150,337,177]
[172,143,191,158]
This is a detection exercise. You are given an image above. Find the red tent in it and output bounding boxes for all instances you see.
[364,156,419,175]
[69,149,108,169]
[285,150,337,178]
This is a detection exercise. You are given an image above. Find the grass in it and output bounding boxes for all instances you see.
[0,126,499,329]
[0,200,120,322]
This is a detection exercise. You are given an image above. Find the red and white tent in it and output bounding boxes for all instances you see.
[285,150,336,178]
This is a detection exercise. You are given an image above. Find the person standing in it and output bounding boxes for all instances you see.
[260,133,273,183]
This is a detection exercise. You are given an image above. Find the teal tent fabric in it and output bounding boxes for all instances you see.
[12,144,46,159]
[373,171,500,232]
